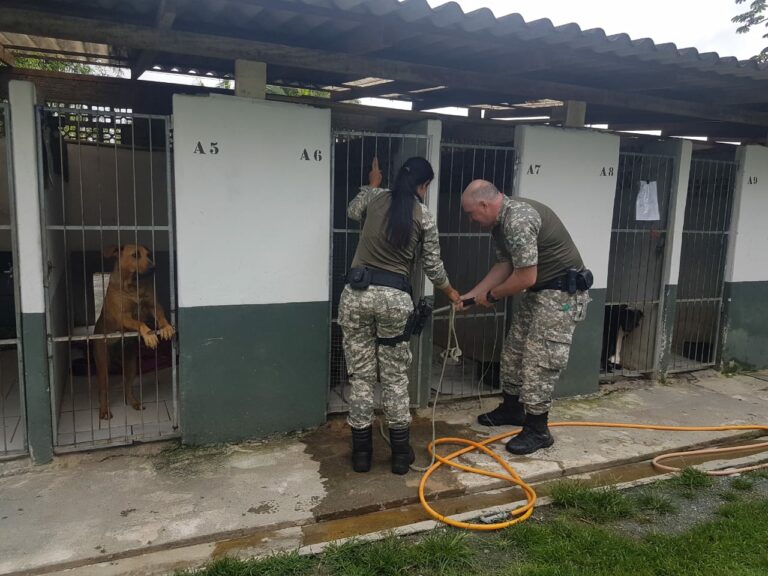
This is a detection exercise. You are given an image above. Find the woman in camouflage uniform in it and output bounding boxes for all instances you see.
[339,157,460,475]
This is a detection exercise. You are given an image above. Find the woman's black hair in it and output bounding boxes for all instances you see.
[386,156,434,249]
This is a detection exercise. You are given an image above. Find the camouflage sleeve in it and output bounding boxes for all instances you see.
[492,228,510,263]
[504,205,541,268]
[419,205,450,290]
[346,185,388,222]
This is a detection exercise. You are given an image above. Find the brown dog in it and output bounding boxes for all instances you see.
[92,244,175,420]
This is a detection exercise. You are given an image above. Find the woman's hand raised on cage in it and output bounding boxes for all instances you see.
[369,157,383,188]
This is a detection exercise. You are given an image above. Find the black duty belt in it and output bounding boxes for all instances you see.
[346,266,412,295]
[530,268,593,294]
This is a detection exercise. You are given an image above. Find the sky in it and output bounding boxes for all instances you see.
[431,0,766,60]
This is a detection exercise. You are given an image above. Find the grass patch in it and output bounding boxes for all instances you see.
[549,480,636,523]
[500,499,768,576]
[321,536,413,576]
[633,489,677,516]
[319,531,474,576]
[730,476,755,491]
[179,550,314,576]
[664,467,714,499]
[413,530,474,573]
[718,490,741,503]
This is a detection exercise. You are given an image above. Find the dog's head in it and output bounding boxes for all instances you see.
[105,244,155,277]
[618,305,644,332]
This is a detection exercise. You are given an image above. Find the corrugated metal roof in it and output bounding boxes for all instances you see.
[1,0,767,136]
[3,0,765,78]
[268,0,768,77]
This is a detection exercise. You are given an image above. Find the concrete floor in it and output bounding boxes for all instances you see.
[1,369,767,576]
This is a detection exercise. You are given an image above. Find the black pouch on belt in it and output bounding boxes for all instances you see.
[567,268,594,293]
[577,269,594,291]
[410,298,434,336]
[347,267,371,290]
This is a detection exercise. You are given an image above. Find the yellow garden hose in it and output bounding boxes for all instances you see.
[419,308,768,531]
[418,423,768,531]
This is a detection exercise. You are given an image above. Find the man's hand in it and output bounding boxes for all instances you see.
[369,157,383,188]
[474,291,495,309]
[443,286,461,306]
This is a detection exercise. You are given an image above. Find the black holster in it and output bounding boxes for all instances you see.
[377,297,433,346]
[566,268,594,294]
[347,267,371,289]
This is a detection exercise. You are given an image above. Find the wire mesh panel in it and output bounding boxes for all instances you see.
[670,158,737,371]
[434,144,515,398]
[37,105,179,451]
[328,131,431,414]
[602,153,674,377]
[0,103,27,458]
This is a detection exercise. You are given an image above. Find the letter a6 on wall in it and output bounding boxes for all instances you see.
[300,148,324,161]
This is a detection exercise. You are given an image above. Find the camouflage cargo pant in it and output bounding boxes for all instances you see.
[501,289,590,415]
[338,285,413,430]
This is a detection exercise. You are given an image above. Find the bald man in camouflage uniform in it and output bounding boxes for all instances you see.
[460,179,591,455]
[340,157,459,475]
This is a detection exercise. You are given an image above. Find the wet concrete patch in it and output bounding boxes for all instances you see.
[300,414,479,520]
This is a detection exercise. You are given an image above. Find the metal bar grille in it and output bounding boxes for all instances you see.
[433,143,515,399]
[37,105,179,452]
[670,158,736,372]
[328,131,431,414]
[602,152,674,377]
[0,103,28,458]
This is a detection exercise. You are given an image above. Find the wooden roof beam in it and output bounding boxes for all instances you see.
[130,0,177,80]
[0,43,17,67]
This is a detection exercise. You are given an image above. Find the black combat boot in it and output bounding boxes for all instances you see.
[505,412,554,455]
[389,427,416,475]
[351,426,373,473]
[477,393,526,426]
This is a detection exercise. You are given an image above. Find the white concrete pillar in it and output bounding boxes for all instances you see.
[234,60,266,99]
[9,80,45,315]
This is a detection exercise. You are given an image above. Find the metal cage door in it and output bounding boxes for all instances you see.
[37,105,179,451]
[0,102,28,458]
[328,130,432,413]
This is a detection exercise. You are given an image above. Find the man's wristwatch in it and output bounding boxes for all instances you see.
[486,290,500,304]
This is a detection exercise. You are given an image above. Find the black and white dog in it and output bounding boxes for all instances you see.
[601,305,644,372]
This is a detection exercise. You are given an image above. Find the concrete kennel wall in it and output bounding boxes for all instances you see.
[722,145,768,370]
[513,125,621,397]
[638,140,693,373]
[9,81,51,463]
[403,119,442,408]
[173,94,331,444]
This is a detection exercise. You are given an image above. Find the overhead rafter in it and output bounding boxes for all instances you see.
[0,43,17,67]
[130,0,177,80]
[332,81,434,102]
[2,6,768,126]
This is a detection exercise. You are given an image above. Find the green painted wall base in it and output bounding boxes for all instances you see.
[558,288,603,398]
[179,301,329,444]
[722,281,768,371]
[22,312,52,464]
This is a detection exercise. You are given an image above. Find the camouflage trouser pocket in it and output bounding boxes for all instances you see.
[570,292,591,323]
[539,332,572,370]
